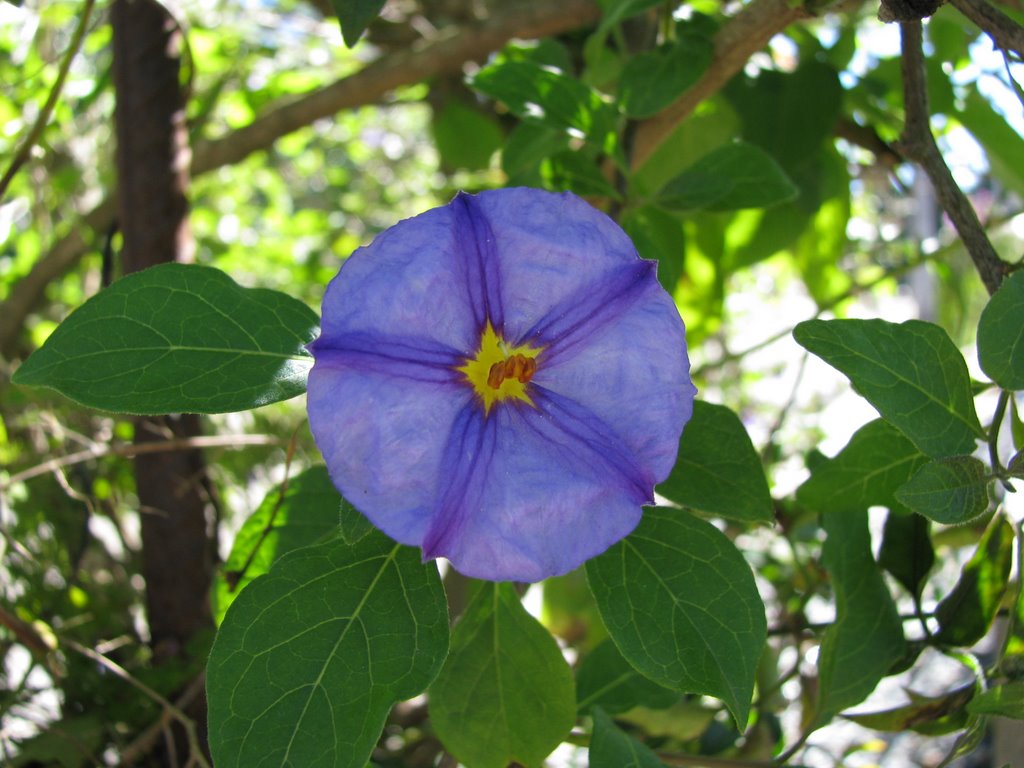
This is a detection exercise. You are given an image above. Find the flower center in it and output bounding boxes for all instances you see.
[458,322,542,413]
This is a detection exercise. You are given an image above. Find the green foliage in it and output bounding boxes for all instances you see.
[618,33,712,118]
[206,512,449,768]
[589,708,666,768]
[894,456,990,525]
[576,639,677,715]
[878,511,935,600]
[977,270,1024,390]
[429,583,576,768]
[967,682,1024,719]
[586,507,766,727]
[12,264,318,414]
[330,0,386,47]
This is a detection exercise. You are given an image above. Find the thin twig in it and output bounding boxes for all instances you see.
[896,20,1008,295]
[117,672,208,767]
[62,638,211,768]
[950,0,1024,59]
[2,433,281,489]
[0,0,97,201]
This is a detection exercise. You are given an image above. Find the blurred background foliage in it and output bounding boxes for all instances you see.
[1,0,1023,765]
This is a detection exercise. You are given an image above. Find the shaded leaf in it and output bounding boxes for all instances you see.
[586,507,766,727]
[429,583,575,768]
[12,264,318,415]
[967,682,1024,719]
[895,456,990,525]
[878,511,935,599]
[959,88,1024,197]
[431,100,504,171]
[793,319,983,458]
[657,141,798,212]
[621,205,685,295]
[576,639,677,715]
[796,419,929,513]
[330,0,385,48]
[206,514,449,768]
[658,401,773,523]
[590,708,665,768]
[977,270,1024,390]
[934,515,1014,647]
[212,466,343,624]
[619,34,712,118]
[844,684,973,735]
[817,509,906,722]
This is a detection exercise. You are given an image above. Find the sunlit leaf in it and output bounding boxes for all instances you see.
[967,682,1024,719]
[619,34,712,118]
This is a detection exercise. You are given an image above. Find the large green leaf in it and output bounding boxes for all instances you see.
[619,34,712,118]
[796,419,929,513]
[657,401,773,523]
[330,0,385,47]
[657,141,798,212]
[793,319,983,458]
[576,639,676,715]
[586,507,766,727]
[816,509,906,722]
[977,270,1024,390]
[589,708,665,768]
[429,583,575,768]
[933,515,1014,647]
[206,514,449,768]
[12,263,318,415]
[212,466,344,624]
[894,456,990,525]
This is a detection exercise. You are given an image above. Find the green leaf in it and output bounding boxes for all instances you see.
[596,0,664,35]
[967,682,1024,719]
[586,507,766,727]
[429,583,575,768]
[817,509,906,722]
[895,456,990,525]
[12,263,318,415]
[212,466,344,624]
[878,511,935,599]
[589,708,665,768]
[843,684,973,735]
[977,270,1024,390]
[621,205,685,295]
[206,515,449,768]
[576,639,677,715]
[544,149,621,199]
[959,88,1024,197]
[330,0,385,47]
[796,419,929,513]
[933,515,1014,647]
[657,401,773,523]
[619,34,712,118]
[657,141,798,212]
[470,60,615,147]
[431,100,504,172]
[793,319,983,458]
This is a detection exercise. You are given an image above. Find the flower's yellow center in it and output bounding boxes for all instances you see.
[458,322,542,413]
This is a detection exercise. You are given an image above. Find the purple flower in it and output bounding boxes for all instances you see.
[307,188,695,582]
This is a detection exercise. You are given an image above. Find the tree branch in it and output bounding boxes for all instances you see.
[0,0,602,359]
[630,0,811,170]
[896,20,1009,295]
[950,0,1024,58]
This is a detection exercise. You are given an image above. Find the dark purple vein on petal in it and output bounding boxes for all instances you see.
[521,260,656,366]
[422,404,497,559]
[524,387,654,505]
[310,331,464,384]
[452,192,504,332]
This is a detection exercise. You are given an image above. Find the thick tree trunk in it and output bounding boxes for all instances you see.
[111,0,214,759]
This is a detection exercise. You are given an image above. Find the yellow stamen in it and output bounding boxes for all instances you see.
[458,322,543,413]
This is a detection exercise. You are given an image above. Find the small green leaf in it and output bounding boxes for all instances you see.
[206,514,449,768]
[978,270,1024,390]
[621,206,685,295]
[586,507,766,727]
[967,682,1024,719]
[432,100,504,172]
[590,708,665,768]
[657,141,798,212]
[793,319,983,458]
[878,511,935,599]
[619,34,712,118]
[817,509,906,722]
[933,515,1014,647]
[576,639,676,715]
[12,263,318,415]
[796,419,929,513]
[212,466,343,624]
[429,583,576,768]
[657,401,773,523]
[330,0,385,47]
[895,456,990,525]
[844,684,973,735]
[596,0,664,35]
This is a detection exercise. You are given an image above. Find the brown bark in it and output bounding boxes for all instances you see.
[111,0,213,758]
